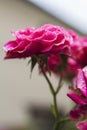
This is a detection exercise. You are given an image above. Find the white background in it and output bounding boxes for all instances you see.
[30,0,87,34]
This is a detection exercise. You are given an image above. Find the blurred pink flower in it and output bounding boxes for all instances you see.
[67,67,87,128]
[76,121,87,130]
[43,54,62,75]
[71,37,87,67]
[68,29,87,67]
[68,67,87,102]
[3,24,73,59]
[62,57,79,79]
[69,105,87,120]
[43,54,78,79]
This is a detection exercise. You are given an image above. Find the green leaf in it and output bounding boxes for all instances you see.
[50,104,57,118]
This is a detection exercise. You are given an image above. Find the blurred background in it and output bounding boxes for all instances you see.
[0,0,86,129]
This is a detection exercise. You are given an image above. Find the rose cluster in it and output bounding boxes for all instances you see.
[3,24,87,130]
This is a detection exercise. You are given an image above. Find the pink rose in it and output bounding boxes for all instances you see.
[67,67,87,105]
[3,24,73,59]
[71,37,87,67]
[41,54,78,79]
[61,57,79,79]
[76,121,87,130]
[68,29,87,67]
[67,67,87,127]
[69,105,87,120]
[43,54,62,75]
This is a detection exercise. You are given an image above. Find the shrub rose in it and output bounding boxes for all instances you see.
[3,24,73,59]
[3,24,87,130]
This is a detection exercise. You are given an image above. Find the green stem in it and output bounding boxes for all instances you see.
[58,117,71,124]
[39,65,59,118]
[39,64,65,130]
[55,76,62,94]
[40,66,55,95]
[53,93,59,120]
[54,117,71,130]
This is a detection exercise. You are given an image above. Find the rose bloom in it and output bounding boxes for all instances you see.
[68,30,87,67]
[68,67,87,103]
[62,57,79,80]
[76,121,87,130]
[43,54,62,75]
[42,54,78,80]
[67,67,87,129]
[3,24,73,59]
[70,35,87,67]
[67,67,87,113]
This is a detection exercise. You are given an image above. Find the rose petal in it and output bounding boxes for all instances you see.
[76,69,87,97]
[67,93,86,105]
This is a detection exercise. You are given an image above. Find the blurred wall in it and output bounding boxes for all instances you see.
[0,0,73,126]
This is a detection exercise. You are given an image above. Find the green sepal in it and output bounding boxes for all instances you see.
[27,59,32,65]
[31,56,37,73]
